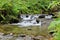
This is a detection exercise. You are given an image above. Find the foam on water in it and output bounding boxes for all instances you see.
[12,15,41,27]
[11,14,53,27]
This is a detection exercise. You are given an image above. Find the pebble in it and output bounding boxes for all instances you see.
[10,33,13,36]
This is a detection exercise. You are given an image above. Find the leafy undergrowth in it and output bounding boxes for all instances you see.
[0,0,60,24]
[48,18,60,40]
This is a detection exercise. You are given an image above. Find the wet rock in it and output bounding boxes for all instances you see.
[36,20,39,23]
[48,13,55,16]
[52,16,58,18]
[32,38,40,40]
[27,28,32,30]
[26,15,29,18]
[19,34,26,37]
[38,15,45,18]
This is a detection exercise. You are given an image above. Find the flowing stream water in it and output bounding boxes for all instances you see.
[0,14,54,40]
[12,14,53,27]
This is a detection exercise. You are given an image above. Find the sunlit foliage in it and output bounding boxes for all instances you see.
[48,18,60,40]
[0,0,60,23]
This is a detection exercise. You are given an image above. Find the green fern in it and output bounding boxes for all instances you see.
[48,18,60,40]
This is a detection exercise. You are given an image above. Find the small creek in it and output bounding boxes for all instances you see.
[11,14,53,27]
[0,14,54,40]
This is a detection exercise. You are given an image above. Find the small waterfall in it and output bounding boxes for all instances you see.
[12,14,41,27]
[11,14,53,27]
[21,15,33,21]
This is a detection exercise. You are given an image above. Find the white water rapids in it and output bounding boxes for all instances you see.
[12,14,53,27]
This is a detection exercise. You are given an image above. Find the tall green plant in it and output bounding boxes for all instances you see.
[0,0,60,23]
[48,18,60,40]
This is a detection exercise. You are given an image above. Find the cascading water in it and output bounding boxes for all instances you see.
[11,14,53,27]
[12,14,42,27]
